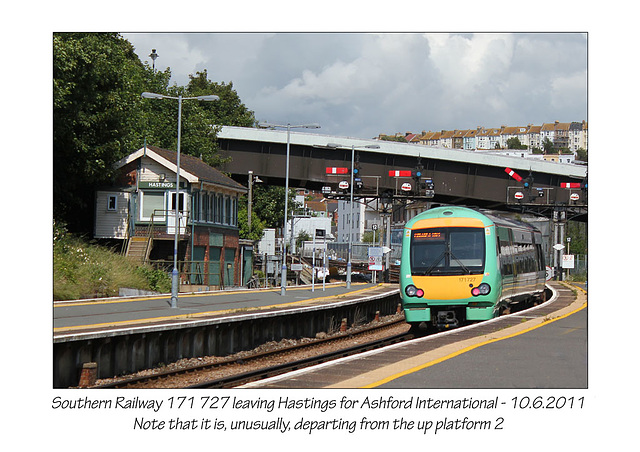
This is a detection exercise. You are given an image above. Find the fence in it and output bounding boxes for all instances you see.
[327,242,402,264]
[564,254,588,280]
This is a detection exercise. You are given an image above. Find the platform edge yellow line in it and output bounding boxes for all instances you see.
[361,298,587,389]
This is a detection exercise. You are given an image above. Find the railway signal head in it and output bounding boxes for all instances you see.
[505,167,523,182]
[326,167,349,175]
[389,170,412,177]
[523,175,533,189]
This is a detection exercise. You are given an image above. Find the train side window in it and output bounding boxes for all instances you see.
[536,244,545,270]
[496,227,513,276]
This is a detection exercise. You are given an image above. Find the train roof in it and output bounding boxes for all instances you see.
[408,205,541,233]
[481,210,541,232]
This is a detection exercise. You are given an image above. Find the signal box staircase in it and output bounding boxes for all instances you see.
[125,236,152,264]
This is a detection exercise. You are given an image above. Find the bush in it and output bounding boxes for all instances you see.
[135,266,171,293]
[53,221,170,300]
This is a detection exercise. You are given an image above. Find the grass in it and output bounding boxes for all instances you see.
[53,222,171,301]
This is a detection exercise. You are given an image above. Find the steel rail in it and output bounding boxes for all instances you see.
[92,318,407,389]
[186,332,414,389]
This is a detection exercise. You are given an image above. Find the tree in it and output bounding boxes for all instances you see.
[53,34,257,234]
[141,71,256,168]
[506,137,527,150]
[542,137,555,154]
[576,147,588,162]
[54,32,157,232]
[296,231,311,251]
[250,185,298,230]
[237,194,266,241]
[379,135,407,142]
[566,221,587,255]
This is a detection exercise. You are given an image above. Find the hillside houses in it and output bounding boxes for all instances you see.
[379,120,587,154]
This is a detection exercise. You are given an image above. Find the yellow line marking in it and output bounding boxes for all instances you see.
[53,283,373,307]
[53,284,383,334]
[360,297,587,389]
[54,286,289,307]
[559,327,579,336]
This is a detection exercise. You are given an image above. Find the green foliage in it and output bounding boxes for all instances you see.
[362,230,383,243]
[576,147,588,162]
[379,135,407,142]
[134,266,172,293]
[237,195,267,241]
[53,34,256,234]
[54,33,154,232]
[566,221,587,255]
[251,185,297,229]
[296,231,311,249]
[542,137,555,154]
[140,70,256,168]
[506,137,527,150]
[53,221,170,300]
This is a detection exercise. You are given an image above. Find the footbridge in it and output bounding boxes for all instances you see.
[217,126,587,219]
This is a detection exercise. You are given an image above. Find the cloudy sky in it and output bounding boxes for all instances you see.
[123,32,587,139]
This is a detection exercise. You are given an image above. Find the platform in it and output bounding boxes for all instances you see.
[53,283,390,334]
[242,282,587,389]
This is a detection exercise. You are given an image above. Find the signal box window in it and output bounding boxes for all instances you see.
[107,195,117,211]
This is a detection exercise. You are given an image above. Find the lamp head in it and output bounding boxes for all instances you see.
[141,92,165,99]
[196,95,220,101]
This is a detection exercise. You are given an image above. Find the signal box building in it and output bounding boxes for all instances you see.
[94,145,249,288]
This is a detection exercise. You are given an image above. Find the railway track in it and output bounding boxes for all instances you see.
[92,316,411,389]
[188,331,413,388]
[88,286,561,389]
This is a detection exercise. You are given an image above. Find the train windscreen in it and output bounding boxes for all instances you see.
[410,227,485,275]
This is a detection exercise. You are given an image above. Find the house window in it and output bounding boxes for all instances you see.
[140,191,165,221]
[232,197,238,226]
[201,192,208,222]
[193,191,201,222]
[215,195,224,224]
[209,194,215,223]
[224,196,231,225]
[107,195,117,211]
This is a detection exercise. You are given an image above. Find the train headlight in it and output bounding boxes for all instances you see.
[471,283,491,297]
[405,285,424,298]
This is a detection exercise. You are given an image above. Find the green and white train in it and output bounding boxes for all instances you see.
[400,206,546,331]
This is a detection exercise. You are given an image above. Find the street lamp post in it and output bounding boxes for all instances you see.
[142,92,219,308]
[259,122,321,296]
[326,143,380,288]
[149,49,158,71]
[247,170,262,232]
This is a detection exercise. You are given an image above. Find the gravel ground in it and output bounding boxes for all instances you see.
[90,313,409,388]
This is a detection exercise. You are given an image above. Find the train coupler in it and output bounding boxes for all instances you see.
[434,310,459,329]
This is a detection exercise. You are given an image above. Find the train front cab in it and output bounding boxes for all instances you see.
[400,209,501,331]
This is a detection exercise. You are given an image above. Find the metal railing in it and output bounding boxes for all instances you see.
[327,242,402,263]
[147,259,236,290]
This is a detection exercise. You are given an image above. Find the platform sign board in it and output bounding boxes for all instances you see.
[562,255,575,269]
[545,265,554,281]
[291,263,303,272]
[368,247,383,271]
